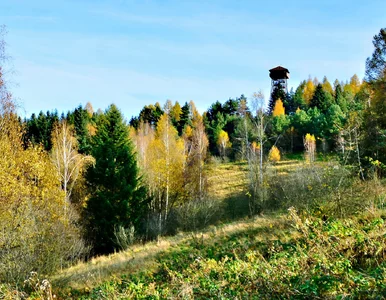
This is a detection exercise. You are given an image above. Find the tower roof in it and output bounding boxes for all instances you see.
[269,66,290,80]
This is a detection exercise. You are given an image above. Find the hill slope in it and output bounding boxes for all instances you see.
[47,160,386,299]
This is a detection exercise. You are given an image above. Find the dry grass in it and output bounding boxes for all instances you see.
[52,238,176,291]
[206,160,302,199]
[52,195,295,294]
[52,213,290,293]
[52,159,301,293]
[207,162,248,199]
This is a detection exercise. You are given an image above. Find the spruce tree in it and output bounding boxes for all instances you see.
[335,84,347,113]
[178,102,190,135]
[310,83,333,113]
[84,104,148,255]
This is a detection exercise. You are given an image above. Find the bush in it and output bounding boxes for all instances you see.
[268,146,281,163]
[264,162,386,217]
[114,225,135,251]
[174,198,223,232]
[0,139,86,284]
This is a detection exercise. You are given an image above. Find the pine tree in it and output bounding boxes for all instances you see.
[84,104,148,255]
[310,83,333,113]
[24,110,58,150]
[69,105,91,154]
[335,84,347,113]
[178,102,190,135]
[365,28,386,82]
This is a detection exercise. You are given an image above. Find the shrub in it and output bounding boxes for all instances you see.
[114,225,135,251]
[268,146,281,163]
[174,198,223,232]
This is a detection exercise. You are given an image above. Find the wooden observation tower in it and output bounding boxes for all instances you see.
[269,66,290,94]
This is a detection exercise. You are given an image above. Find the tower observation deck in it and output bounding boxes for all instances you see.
[269,66,290,94]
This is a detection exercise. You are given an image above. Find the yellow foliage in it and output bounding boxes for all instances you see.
[305,133,316,143]
[87,123,97,136]
[303,78,315,104]
[147,113,185,197]
[217,130,231,158]
[251,141,260,153]
[296,107,301,114]
[130,121,155,172]
[268,146,281,163]
[183,125,193,139]
[322,77,333,95]
[349,74,361,94]
[217,130,230,145]
[51,121,95,204]
[170,101,182,122]
[304,133,316,163]
[272,99,285,116]
[0,136,84,282]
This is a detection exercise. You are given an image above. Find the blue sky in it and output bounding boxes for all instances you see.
[1,0,385,119]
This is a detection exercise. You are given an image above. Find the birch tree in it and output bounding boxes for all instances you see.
[51,121,94,211]
[184,113,209,201]
[248,91,267,214]
[147,113,185,234]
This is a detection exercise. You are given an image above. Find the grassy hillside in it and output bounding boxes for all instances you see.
[52,208,386,299]
[15,159,386,299]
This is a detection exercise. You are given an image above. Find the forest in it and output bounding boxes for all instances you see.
[1,27,386,298]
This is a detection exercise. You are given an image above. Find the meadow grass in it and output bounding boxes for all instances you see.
[48,158,386,299]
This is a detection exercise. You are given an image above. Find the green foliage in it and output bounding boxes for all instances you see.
[204,96,244,158]
[65,206,386,299]
[293,80,307,110]
[310,83,334,113]
[271,114,290,133]
[324,104,345,137]
[84,104,148,255]
[177,101,191,134]
[335,84,348,112]
[24,110,59,150]
[365,28,386,82]
[140,103,164,126]
[67,105,92,154]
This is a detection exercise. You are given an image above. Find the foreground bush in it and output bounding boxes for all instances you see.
[0,136,85,284]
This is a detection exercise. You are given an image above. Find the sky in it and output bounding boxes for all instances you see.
[0,0,385,120]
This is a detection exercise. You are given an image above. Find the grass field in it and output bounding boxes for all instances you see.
[43,157,386,299]
[49,158,305,296]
